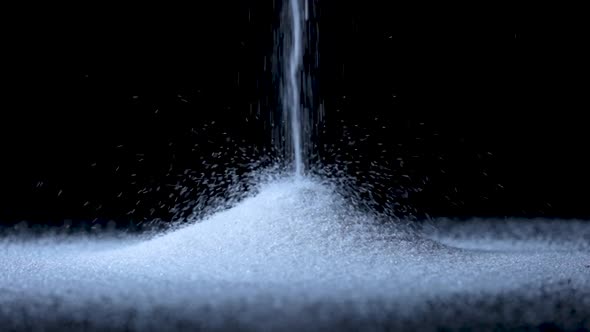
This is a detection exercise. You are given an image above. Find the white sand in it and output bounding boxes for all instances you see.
[1,177,589,331]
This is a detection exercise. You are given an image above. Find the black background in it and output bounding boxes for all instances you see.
[1,2,587,229]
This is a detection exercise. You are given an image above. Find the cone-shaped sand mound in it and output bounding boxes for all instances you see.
[1,177,589,331]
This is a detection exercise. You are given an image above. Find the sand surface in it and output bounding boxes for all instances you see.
[1,178,589,331]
